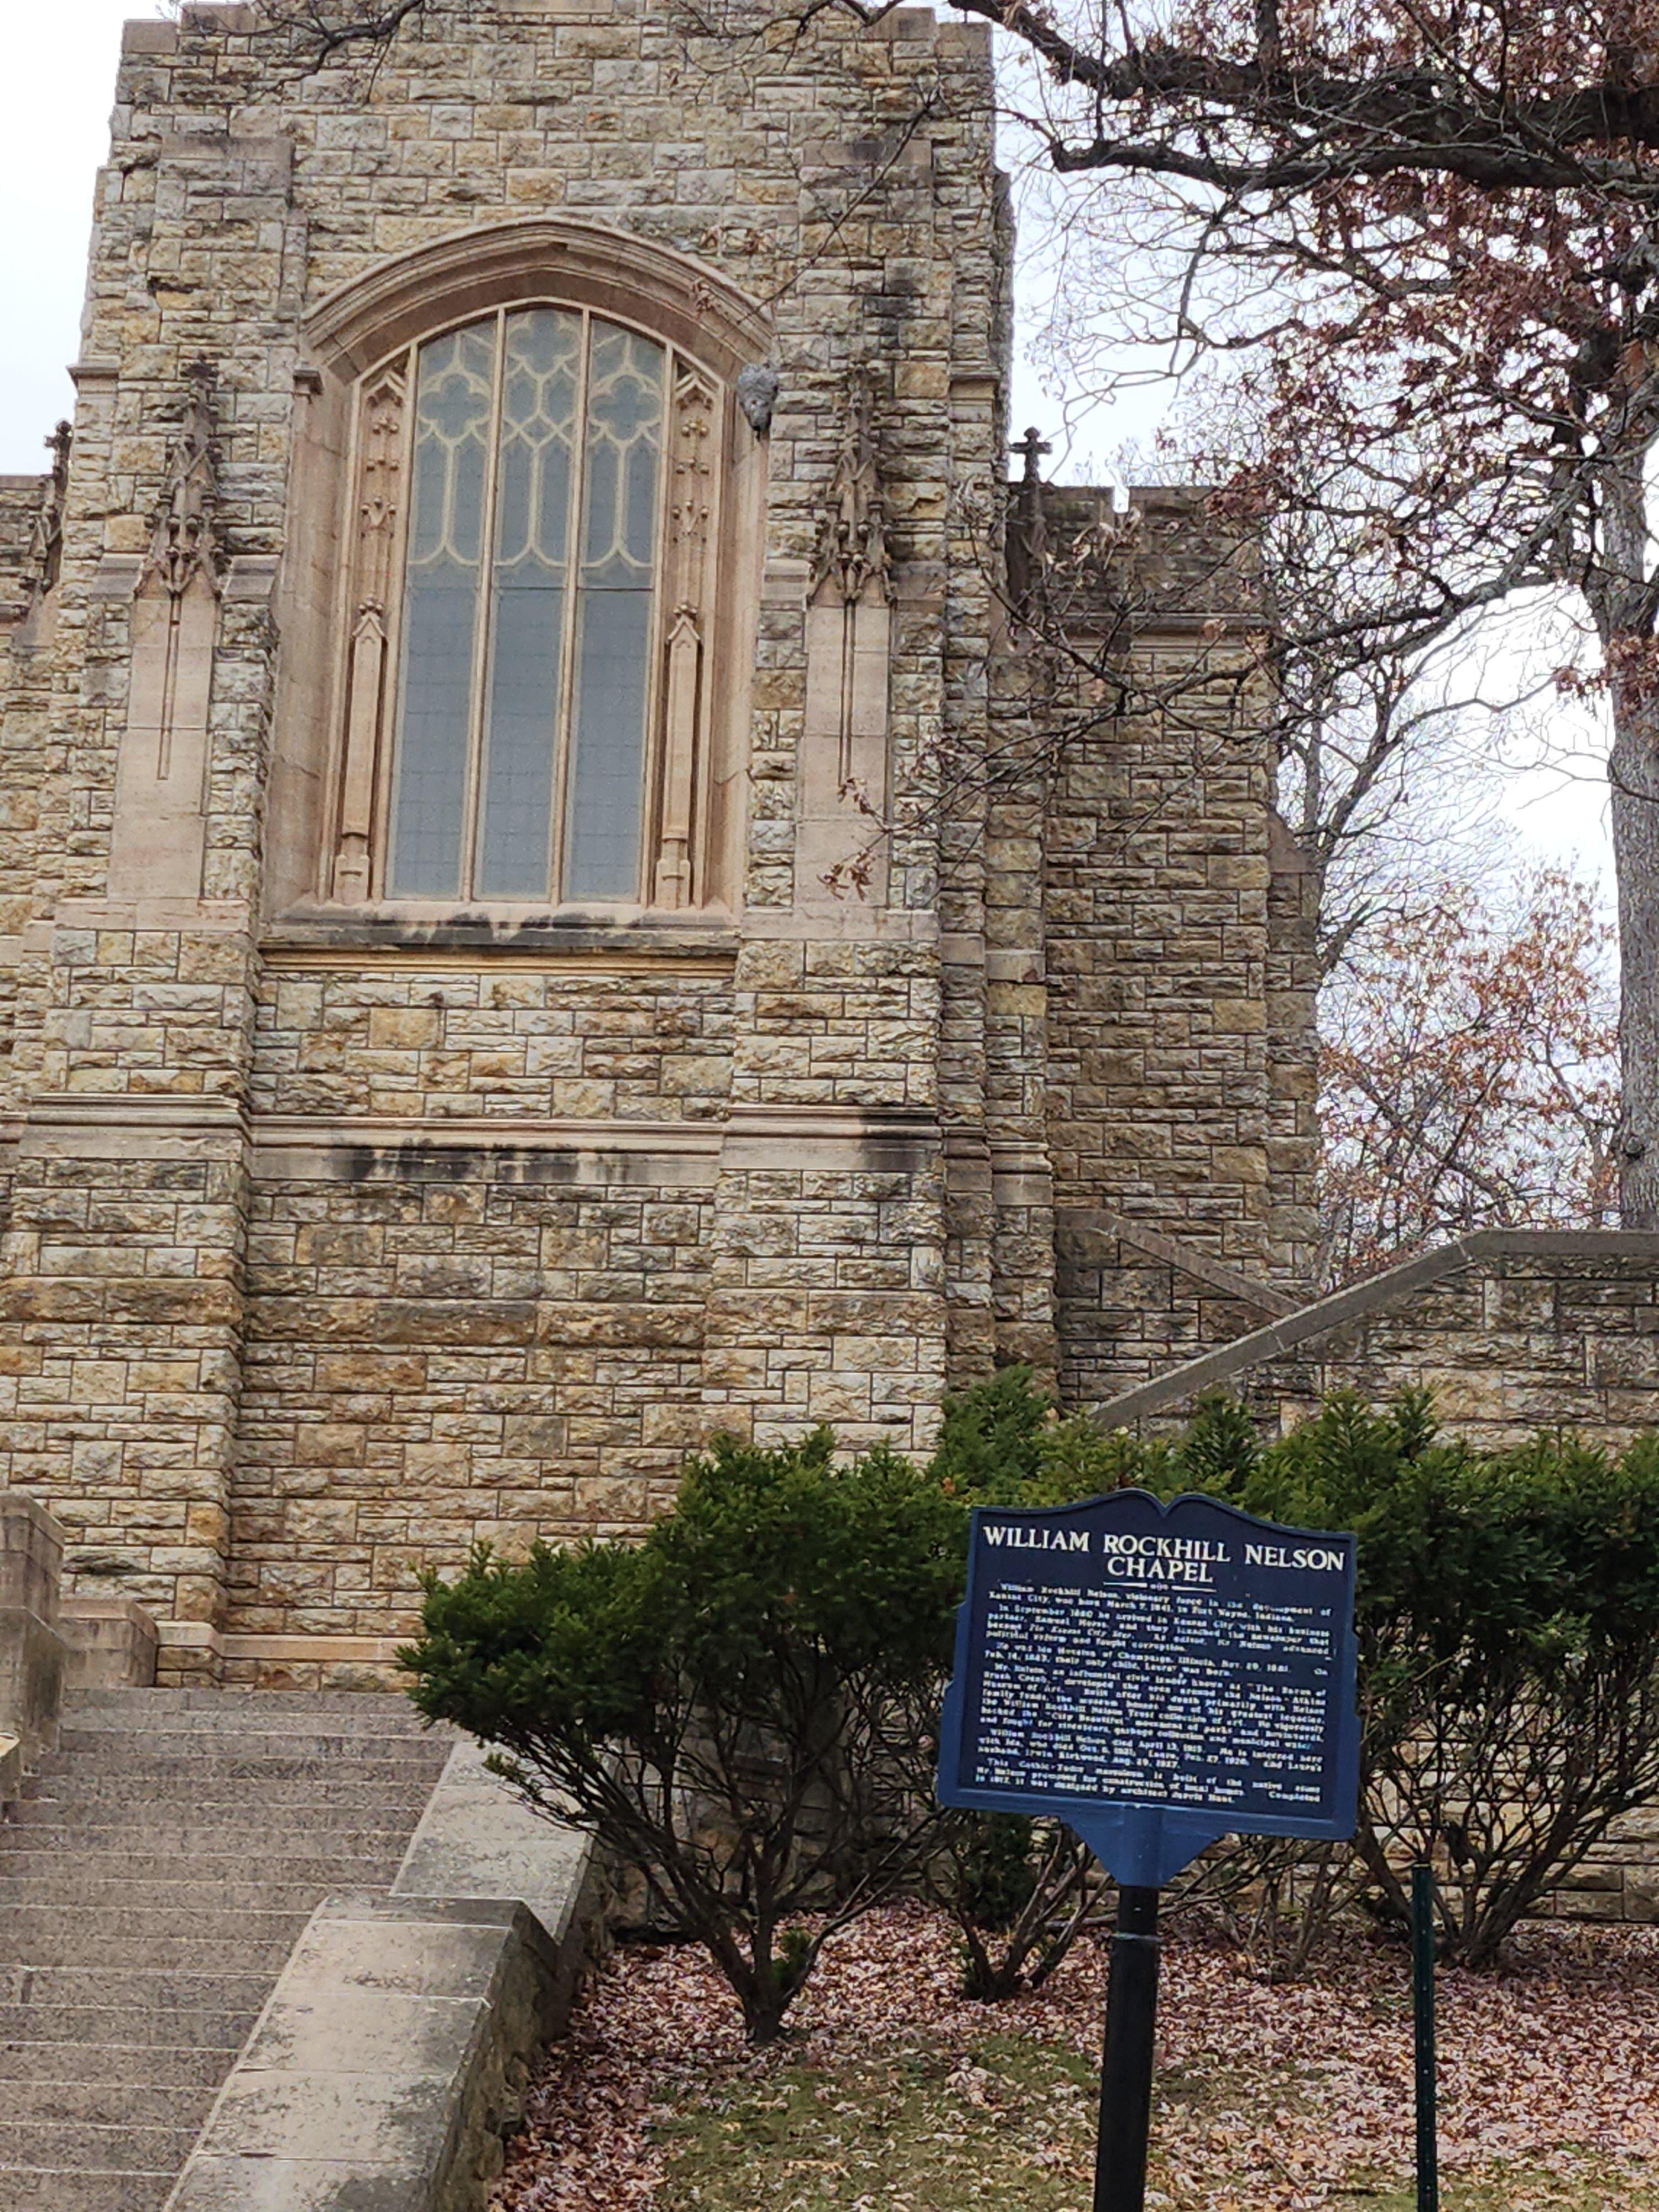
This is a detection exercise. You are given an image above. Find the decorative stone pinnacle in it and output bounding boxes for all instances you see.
[19,420,72,608]
[812,368,889,606]
[142,359,223,599]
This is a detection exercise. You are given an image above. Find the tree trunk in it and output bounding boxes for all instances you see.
[740,1949,794,2044]
[1609,685,1659,1227]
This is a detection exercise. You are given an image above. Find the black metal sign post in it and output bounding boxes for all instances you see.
[936,1489,1362,2212]
[1095,1885,1161,2212]
[1412,1863,1440,2212]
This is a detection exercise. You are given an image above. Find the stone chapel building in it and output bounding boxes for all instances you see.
[0,0,1322,1685]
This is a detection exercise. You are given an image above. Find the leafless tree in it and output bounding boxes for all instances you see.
[1319,867,1620,1284]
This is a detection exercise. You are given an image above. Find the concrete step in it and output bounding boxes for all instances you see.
[0,2169,173,2212]
[54,1727,445,1765]
[35,1750,445,1785]
[0,2078,214,2126]
[63,1689,436,1727]
[3,1805,422,1840]
[0,2042,236,2087]
[2,1801,420,1836]
[0,1922,305,1973]
[19,1775,439,1808]
[0,2004,257,2048]
[0,1966,274,2010]
[0,1876,351,1912]
[0,1688,452,2206]
[0,1846,404,1885]
[0,2120,200,2171]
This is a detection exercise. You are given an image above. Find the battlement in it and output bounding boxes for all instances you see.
[1020,482,1260,636]
[0,474,49,635]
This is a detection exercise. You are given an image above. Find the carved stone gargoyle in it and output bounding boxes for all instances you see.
[18,420,72,615]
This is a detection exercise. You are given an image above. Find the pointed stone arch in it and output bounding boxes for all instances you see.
[270,221,774,922]
[302,217,773,392]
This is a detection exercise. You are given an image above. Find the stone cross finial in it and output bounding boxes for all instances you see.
[1008,427,1052,615]
[1011,425,1051,484]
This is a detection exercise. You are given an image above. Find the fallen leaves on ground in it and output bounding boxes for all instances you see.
[490,1906,1659,2210]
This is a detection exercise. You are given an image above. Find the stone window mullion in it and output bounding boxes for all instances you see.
[330,305,698,912]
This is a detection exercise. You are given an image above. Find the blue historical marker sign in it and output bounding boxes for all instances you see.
[937,1489,1360,1888]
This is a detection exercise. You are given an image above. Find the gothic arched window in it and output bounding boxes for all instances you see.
[327,290,730,914]
[393,307,665,902]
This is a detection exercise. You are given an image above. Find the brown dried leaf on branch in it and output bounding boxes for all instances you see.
[1319,865,1619,1284]
[921,0,1659,1220]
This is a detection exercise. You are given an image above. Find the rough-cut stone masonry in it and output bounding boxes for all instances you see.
[1035,486,1319,1404]
[0,0,1317,1684]
[0,481,44,631]
[1091,1231,1659,1449]
[1091,1230,1659,1924]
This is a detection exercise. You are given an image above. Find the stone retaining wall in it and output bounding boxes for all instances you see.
[1092,1230,1659,1452]
[1093,1229,1659,1924]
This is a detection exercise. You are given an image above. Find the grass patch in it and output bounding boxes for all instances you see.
[654,2034,1098,2208]
[652,2033,1659,2211]
[493,1913,1659,2210]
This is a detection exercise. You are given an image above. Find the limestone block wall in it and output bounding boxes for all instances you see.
[251,952,735,1123]
[0,0,1322,1682]
[1091,1229,1659,1926]
[1089,1230,1659,1448]
[1035,486,1316,1405]
[236,1150,714,1661]
[0,479,43,635]
[0,0,1022,1681]
[1055,1207,1298,1404]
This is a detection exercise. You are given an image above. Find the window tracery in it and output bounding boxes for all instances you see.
[328,301,730,913]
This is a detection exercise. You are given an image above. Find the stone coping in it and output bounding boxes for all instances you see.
[260,917,741,968]
[394,1738,595,1949]
[1089,1230,1659,1429]
[165,1739,600,2212]
[164,1895,576,2212]
[1057,1207,1298,1319]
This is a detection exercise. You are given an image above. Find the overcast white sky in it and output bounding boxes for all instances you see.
[3,0,1615,879]
[1,1,165,472]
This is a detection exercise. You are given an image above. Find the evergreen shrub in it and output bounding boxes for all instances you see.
[938,1377,1659,1971]
[400,1428,962,2043]
[403,1372,1659,2028]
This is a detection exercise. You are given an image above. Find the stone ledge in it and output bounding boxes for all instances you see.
[1058,1207,1298,1320]
[395,1737,596,1957]
[0,1494,66,1757]
[252,1111,725,1188]
[122,18,180,53]
[164,1895,574,2212]
[60,1596,159,1689]
[260,922,739,972]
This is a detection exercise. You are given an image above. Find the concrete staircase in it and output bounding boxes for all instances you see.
[0,1686,453,2211]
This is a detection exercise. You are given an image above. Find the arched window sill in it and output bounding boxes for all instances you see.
[263,900,740,963]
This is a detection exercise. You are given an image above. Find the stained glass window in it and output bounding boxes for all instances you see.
[387,308,666,903]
